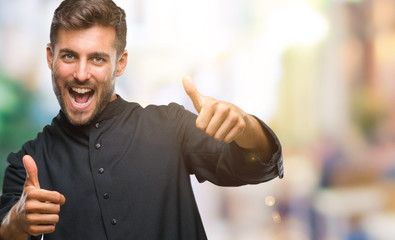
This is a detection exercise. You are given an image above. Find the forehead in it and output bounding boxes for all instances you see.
[54,26,116,54]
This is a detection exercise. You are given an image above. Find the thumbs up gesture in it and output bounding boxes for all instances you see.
[183,76,249,144]
[11,155,66,237]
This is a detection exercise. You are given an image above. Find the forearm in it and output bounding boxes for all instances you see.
[0,204,28,240]
[235,115,275,162]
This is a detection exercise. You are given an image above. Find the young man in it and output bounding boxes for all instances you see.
[0,0,283,239]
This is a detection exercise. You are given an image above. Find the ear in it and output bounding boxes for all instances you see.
[46,43,54,70]
[116,50,128,77]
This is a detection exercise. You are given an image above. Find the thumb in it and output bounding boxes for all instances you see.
[23,155,40,189]
[182,76,202,113]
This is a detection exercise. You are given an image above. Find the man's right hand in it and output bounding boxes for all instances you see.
[0,155,66,239]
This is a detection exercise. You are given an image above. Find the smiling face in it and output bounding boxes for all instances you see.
[47,25,127,126]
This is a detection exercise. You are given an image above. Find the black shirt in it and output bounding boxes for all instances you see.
[0,96,283,240]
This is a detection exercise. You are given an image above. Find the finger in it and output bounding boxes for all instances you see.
[213,114,238,142]
[195,103,215,131]
[222,120,246,143]
[27,189,66,205]
[27,224,57,236]
[59,193,66,205]
[23,155,40,189]
[182,76,202,112]
[26,213,60,225]
[204,108,228,137]
[213,109,245,142]
[25,199,63,214]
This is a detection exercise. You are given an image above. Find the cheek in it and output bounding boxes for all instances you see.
[94,66,115,83]
[53,62,74,80]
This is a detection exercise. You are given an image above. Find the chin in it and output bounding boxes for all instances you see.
[66,109,95,126]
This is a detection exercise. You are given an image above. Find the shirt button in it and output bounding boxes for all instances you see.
[103,193,109,199]
[95,143,101,149]
[95,122,100,129]
[98,168,104,174]
[111,219,117,225]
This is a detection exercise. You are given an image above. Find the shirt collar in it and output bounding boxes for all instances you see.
[94,95,128,122]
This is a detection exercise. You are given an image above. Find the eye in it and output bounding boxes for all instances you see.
[62,54,74,61]
[93,57,104,63]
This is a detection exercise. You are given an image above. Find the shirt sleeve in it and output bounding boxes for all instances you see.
[0,143,29,225]
[168,102,283,186]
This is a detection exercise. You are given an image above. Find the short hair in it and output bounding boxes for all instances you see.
[50,0,127,57]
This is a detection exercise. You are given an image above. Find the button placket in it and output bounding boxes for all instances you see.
[91,121,118,230]
[90,121,118,232]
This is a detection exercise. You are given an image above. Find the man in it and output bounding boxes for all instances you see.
[0,0,283,239]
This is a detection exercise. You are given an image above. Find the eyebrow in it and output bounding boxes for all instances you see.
[58,48,110,59]
[59,48,77,55]
[90,52,110,59]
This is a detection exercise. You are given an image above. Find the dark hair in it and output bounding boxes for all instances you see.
[50,0,127,57]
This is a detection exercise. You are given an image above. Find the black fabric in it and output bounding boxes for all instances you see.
[0,96,283,240]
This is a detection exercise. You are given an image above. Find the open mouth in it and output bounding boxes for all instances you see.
[68,87,94,110]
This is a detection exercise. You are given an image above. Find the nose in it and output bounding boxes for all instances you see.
[73,60,91,82]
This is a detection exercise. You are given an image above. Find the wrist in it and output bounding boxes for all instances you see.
[235,115,263,149]
[235,115,275,162]
[0,203,28,240]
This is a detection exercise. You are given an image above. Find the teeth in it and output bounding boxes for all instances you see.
[72,87,92,94]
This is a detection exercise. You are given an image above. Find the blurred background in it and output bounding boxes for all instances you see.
[1,0,395,239]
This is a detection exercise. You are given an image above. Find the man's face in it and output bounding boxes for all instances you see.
[47,26,127,126]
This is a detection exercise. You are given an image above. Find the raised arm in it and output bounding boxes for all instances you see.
[182,76,276,162]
